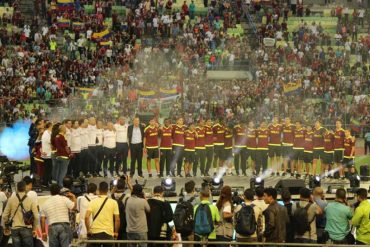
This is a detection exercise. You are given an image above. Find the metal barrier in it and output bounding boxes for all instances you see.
[71,240,370,247]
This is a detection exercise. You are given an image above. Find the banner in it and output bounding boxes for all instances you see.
[159,95,180,117]
[283,80,302,95]
[57,18,70,28]
[92,29,112,41]
[137,97,159,114]
[263,37,276,47]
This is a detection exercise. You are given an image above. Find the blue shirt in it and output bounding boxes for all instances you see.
[324,201,353,241]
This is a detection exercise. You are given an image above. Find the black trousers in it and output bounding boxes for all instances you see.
[234,147,247,174]
[205,146,214,173]
[160,149,172,176]
[130,143,143,176]
[42,158,53,185]
[96,145,104,173]
[194,149,206,175]
[88,232,114,247]
[69,152,81,178]
[256,150,268,174]
[116,142,129,173]
[172,146,184,175]
[103,147,116,175]
[88,146,97,174]
[80,149,89,175]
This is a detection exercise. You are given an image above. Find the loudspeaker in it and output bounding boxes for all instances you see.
[275,179,305,195]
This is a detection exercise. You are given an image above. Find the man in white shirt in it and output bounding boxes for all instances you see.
[114,117,129,176]
[77,183,98,238]
[22,176,38,206]
[252,187,268,234]
[70,120,82,178]
[41,121,53,186]
[79,119,90,177]
[41,184,76,247]
[87,117,98,177]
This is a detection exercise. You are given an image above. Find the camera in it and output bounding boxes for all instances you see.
[232,191,244,205]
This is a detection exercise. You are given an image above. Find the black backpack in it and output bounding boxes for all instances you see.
[113,194,128,240]
[292,202,313,235]
[285,202,295,243]
[16,194,34,226]
[173,197,195,236]
[235,204,257,236]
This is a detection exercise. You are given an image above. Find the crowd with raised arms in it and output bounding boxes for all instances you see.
[28,115,358,187]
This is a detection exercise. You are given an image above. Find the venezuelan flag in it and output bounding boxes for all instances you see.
[57,0,74,10]
[100,40,113,47]
[283,80,302,96]
[159,88,178,97]
[92,29,112,41]
[72,21,84,30]
[57,18,70,28]
[138,90,156,98]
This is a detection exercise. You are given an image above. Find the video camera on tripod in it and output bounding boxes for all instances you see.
[0,155,27,192]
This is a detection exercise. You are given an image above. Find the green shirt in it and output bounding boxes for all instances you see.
[194,200,220,239]
[324,202,353,241]
[352,200,370,244]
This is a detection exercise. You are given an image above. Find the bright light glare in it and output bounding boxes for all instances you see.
[165,178,173,185]
[213,177,220,184]
[256,177,262,183]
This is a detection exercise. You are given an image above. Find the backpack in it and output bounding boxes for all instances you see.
[15,194,34,226]
[235,204,256,236]
[173,197,195,236]
[292,202,313,236]
[194,203,214,237]
[113,194,128,240]
[285,202,295,243]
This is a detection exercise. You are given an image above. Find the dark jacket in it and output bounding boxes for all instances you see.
[264,201,289,243]
[128,124,145,144]
[147,198,173,240]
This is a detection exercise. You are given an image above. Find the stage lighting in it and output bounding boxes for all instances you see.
[161,178,177,197]
[309,175,321,189]
[211,177,223,191]
[250,176,264,190]
[349,175,361,189]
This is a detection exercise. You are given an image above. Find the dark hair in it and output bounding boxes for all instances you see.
[184,180,195,193]
[153,186,164,194]
[45,121,53,129]
[244,189,255,201]
[299,188,311,199]
[200,187,210,198]
[50,123,61,146]
[132,184,143,197]
[216,186,232,210]
[264,188,277,200]
[17,181,26,192]
[116,179,126,191]
[99,182,109,193]
[23,176,33,185]
[281,189,291,202]
[50,183,61,195]
[356,188,367,200]
[35,119,43,127]
[336,188,347,201]
[255,186,264,198]
[87,183,97,194]
[63,176,74,189]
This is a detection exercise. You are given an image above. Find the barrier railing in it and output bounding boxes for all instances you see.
[71,239,370,247]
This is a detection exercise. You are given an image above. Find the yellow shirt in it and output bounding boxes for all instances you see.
[87,196,119,236]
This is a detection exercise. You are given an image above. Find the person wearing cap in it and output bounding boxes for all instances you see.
[125,184,150,247]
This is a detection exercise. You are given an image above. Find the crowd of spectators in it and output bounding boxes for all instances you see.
[0,0,369,135]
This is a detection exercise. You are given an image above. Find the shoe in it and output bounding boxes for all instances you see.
[290,172,294,177]
[186,174,192,178]
[296,173,301,179]
[281,172,286,177]
[158,174,163,178]
[205,172,210,177]
[148,174,152,178]
[138,175,144,179]
[104,173,107,177]
[213,172,217,176]
[201,174,205,177]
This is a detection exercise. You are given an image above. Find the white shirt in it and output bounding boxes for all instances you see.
[40,195,74,225]
[41,130,52,158]
[77,193,98,237]
[131,126,142,144]
[103,130,116,149]
[87,125,97,146]
[71,128,82,153]
[96,128,103,146]
[11,190,38,206]
[65,128,72,147]
[114,123,128,143]
[0,191,7,216]
[79,128,89,149]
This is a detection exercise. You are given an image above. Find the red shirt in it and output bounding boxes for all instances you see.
[343,137,355,157]
[195,126,206,149]
[204,125,214,147]
[282,124,295,145]
[234,125,246,147]
[172,125,186,146]
[212,124,225,146]
[184,130,196,151]
[54,134,70,158]
[144,126,159,148]
[333,128,345,150]
[268,124,281,145]
[246,128,257,149]
[313,127,325,149]
[224,128,233,149]
[304,131,314,152]
[324,132,334,152]
[293,128,306,149]
[257,128,269,149]
[159,126,172,149]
